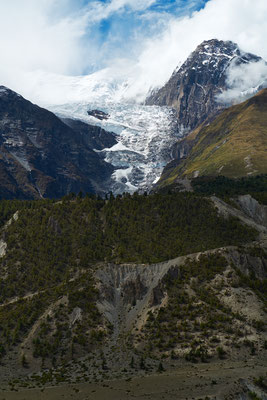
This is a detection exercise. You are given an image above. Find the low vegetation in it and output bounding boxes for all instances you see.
[158,89,267,186]
[0,189,265,382]
[191,175,267,204]
[141,253,266,359]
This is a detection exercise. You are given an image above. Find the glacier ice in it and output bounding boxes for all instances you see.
[48,95,180,194]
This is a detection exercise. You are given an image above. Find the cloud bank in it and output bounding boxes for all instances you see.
[0,0,90,93]
[217,60,267,104]
[0,0,266,105]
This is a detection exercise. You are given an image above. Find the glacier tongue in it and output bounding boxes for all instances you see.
[49,100,180,194]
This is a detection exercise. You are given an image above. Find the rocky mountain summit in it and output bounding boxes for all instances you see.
[146,39,263,131]
[0,86,115,199]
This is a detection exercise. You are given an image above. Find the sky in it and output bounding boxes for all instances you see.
[0,0,266,104]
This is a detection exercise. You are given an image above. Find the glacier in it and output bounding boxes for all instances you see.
[44,70,181,194]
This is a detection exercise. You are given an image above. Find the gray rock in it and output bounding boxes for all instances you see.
[0,86,114,199]
[237,195,267,227]
[146,39,263,131]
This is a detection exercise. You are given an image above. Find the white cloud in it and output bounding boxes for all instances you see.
[105,0,156,13]
[217,60,267,104]
[0,0,90,93]
[0,0,266,106]
[83,0,156,23]
[0,0,156,95]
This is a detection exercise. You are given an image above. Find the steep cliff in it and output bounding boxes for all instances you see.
[0,86,115,199]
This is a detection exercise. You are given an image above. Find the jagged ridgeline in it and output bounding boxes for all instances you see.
[146,39,264,131]
[0,189,263,373]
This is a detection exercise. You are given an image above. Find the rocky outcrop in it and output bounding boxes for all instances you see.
[95,242,267,349]
[62,118,117,150]
[170,136,195,160]
[0,86,114,199]
[228,249,267,280]
[237,195,267,228]
[146,39,263,131]
[122,274,147,306]
[211,196,267,235]
[95,262,178,334]
[87,109,109,120]
[0,239,7,257]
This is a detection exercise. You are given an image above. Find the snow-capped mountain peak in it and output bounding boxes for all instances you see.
[145,39,265,130]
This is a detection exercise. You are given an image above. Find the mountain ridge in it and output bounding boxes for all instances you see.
[157,88,267,188]
[146,39,264,131]
[0,86,116,199]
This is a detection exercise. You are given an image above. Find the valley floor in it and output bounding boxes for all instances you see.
[0,358,266,400]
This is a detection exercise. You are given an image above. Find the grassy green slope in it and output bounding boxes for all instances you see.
[159,89,267,187]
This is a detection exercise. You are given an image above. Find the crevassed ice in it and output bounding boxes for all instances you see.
[42,70,182,194]
[49,100,180,194]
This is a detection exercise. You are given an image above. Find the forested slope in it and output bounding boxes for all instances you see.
[0,189,266,388]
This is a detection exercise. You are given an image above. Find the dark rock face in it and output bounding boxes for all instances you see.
[229,250,267,280]
[237,195,267,228]
[149,286,165,307]
[122,275,147,306]
[0,86,114,199]
[87,109,109,120]
[146,39,262,131]
[149,266,180,307]
[62,118,117,150]
[170,137,195,161]
[158,136,197,180]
